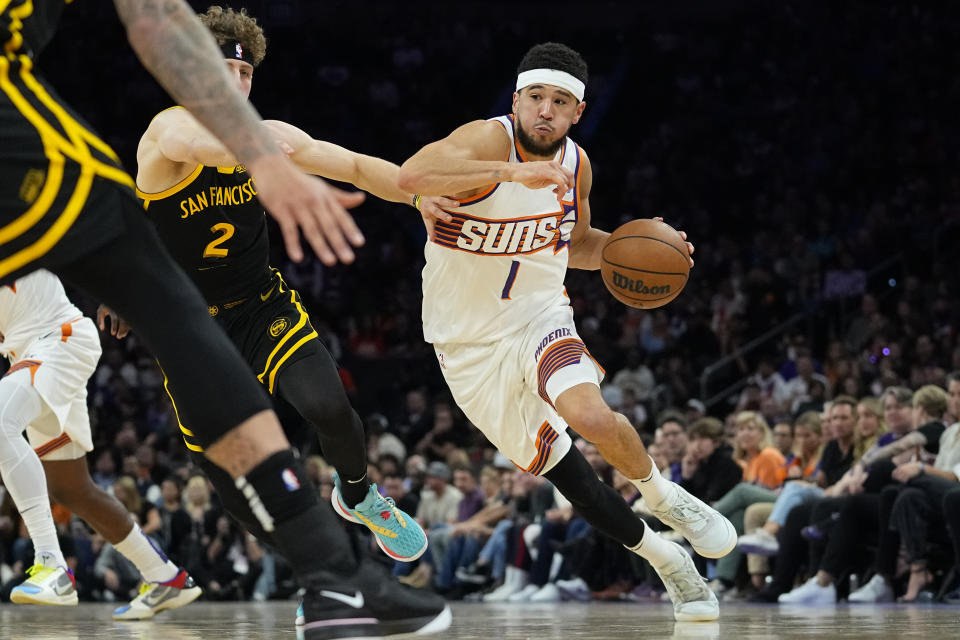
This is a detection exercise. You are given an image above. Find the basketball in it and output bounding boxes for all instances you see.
[600,219,690,309]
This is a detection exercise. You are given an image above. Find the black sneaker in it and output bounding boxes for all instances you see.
[352,559,451,637]
[301,582,380,640]
[455,562,492,585]
[302,559,451,639]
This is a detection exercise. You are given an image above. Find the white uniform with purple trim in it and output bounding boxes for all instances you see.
[422,115,603,475]
[0,270,100,460]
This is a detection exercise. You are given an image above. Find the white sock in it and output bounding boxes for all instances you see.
[630,456,674,506]
[0,383,65,568]
[114,523,179,584]
[627,520,683,569]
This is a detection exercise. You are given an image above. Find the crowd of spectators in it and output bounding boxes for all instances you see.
[2,0,960,608]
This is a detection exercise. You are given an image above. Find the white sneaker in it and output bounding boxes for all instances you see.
[529,583,562,602]
[113,569,202,620]
[651,484,737,559]
[10,553,77,606]
[507,583,540,602]
[555,577,592,602]
[653,542,719,622]
[737,529,779,556]
[483,567,528,602]
[848,574,893,603]
[777,577,836,604]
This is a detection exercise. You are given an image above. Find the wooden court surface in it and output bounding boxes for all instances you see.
[0,601,958,639]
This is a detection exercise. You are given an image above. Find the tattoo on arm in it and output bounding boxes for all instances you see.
[862,432,926,466]
[114,0,274,165]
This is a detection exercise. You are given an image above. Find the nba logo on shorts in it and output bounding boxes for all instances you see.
[281,468,300,491]
[235,42,243,59]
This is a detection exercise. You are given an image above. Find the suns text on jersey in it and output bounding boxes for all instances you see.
[180,178,258,218]
[438,208,577,256]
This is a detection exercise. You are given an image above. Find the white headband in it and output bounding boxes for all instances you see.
[516,68,585,102]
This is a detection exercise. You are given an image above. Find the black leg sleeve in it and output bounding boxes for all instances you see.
[275,351,367,484]
[543,447,646,548]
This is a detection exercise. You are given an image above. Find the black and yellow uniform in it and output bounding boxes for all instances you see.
[1,0,273,451]
[1,0,137,283]
[139,116,333,453]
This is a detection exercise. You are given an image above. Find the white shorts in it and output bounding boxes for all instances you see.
[434,304,604,475]
[2,317,101,460]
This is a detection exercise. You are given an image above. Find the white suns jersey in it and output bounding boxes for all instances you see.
[0,270,83,361]
[423,115,583,345]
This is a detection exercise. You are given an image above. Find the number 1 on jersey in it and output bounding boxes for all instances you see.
[501,260,520,300]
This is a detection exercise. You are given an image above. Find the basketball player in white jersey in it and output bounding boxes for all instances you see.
[399,43,736,621]
[0,270,201,617]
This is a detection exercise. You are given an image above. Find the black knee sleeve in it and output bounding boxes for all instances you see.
[195,452,273,544]
[236,449,357,580]
[543,448,645,547]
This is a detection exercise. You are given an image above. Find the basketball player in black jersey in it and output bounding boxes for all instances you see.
[99,5,452,572]
[1,1,449,637]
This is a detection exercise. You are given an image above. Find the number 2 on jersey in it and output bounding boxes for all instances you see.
[501,260,520,300]
[203,223,235,258]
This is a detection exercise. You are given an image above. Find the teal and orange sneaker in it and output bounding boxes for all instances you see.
[331,473,428,562]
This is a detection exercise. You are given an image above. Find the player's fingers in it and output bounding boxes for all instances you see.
[653,216,664,222]
[96,307,106,330]
[118,322,131,339]
[276,214,304,263]
[331,189,366,246]
[300,206,343,265]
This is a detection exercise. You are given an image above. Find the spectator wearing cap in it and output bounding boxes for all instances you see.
[416,462,463,529]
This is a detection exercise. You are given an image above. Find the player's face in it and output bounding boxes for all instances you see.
[225,59,254,99]
[512,84,586,158]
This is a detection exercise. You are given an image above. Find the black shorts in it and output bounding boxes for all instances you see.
[0,54,135,283]
[177,269,322,452]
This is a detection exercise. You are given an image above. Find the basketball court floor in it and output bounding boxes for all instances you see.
[1,601,958,640]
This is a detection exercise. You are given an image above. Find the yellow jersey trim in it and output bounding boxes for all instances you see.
[137,163,203,201]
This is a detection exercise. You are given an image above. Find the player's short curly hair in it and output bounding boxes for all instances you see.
[199,6,267,67]
[517,42,588,86]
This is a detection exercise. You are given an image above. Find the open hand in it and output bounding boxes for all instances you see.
[510,161,575,203]
[417,196,459,241]
[248,154,366,264]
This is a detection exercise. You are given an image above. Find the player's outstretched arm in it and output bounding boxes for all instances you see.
[113,0,364,264]
[399,121,573,200]
[262,121,457,231]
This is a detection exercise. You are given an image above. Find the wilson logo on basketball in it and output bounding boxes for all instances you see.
[612,271,671,296]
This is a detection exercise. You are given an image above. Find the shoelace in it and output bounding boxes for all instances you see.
[657,490,706,525]
[24,564,56,581]
[372,495,407,529]
[662,559,709,603]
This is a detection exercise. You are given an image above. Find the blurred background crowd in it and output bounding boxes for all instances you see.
[2,0,960,608]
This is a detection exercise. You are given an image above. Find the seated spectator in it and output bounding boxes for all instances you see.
[772,421,795,461]
[737,397,858,558]
[776,384,951,604]
[654,411,688,482]
[157,476,190,566]
[733,411,786,489]
[680,417,743,503]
